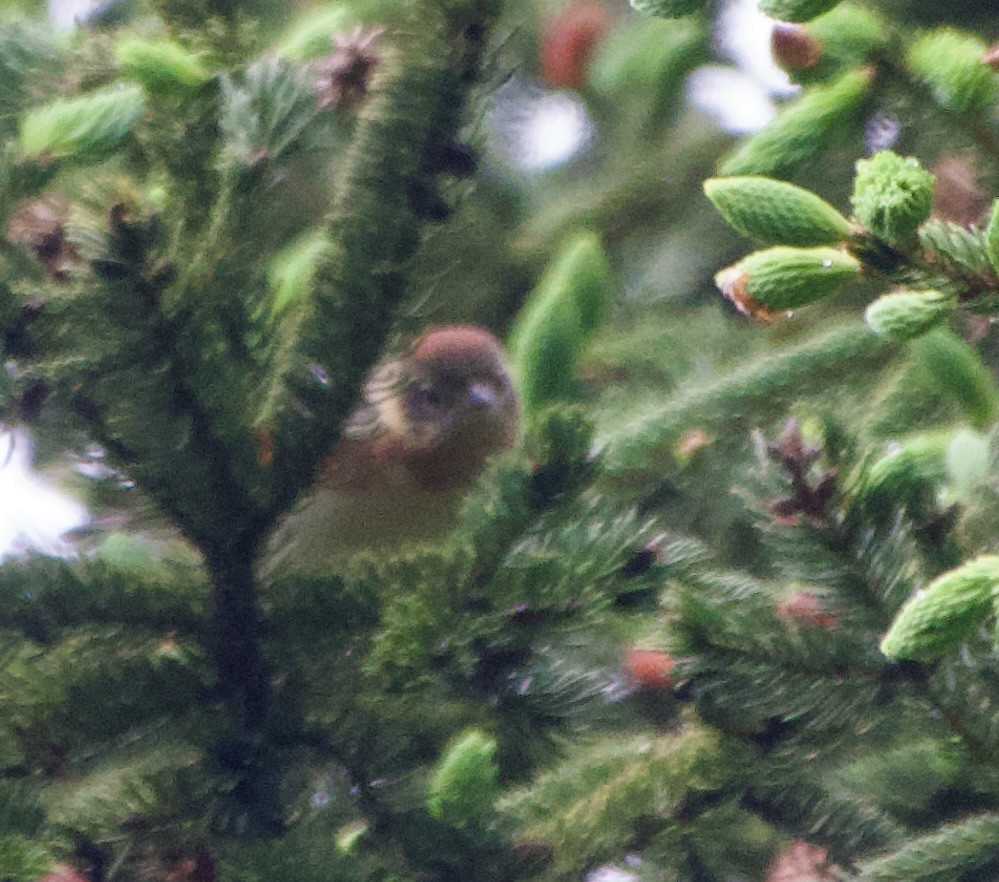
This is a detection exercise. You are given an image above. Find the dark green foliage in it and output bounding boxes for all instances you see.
[644,432,988,866]
[2,0,999,879]
[0,834,53,882]
[0,537,207,633]
[744,765,902,862]
[602,322,894,477]
[217,57,331,177]
[214,817,377,882]
[0,20,65,141]
[759,0,843,23]
[500,727,746,878]
[859,813,999,881]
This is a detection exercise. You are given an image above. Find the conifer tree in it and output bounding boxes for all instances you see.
[1,0,999,881]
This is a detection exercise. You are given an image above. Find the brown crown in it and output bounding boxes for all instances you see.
[410,325,507,371]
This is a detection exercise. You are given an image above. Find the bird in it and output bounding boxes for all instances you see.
[263,325,520,572]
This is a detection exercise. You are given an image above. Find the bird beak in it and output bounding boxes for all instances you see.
[466,382,497,408]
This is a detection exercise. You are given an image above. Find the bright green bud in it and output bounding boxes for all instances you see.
[427,729,498,829]
[716,246,860,315]
[864,430,951,503]
[985,199,999,275]
[589,18,704,98]
[116,38,210,91]
[508,233,613,415]
[907,29,998,116]
[911,328,999,431]
[807,3,884,64]
[759,0,842,24]
[852,428,968,518]
[630,0,708,17]
[851,151,935,244]
[19,84,145,162]
[946,428,989,495]
[267,229,337,322]
[704,176,851,246]
[554,233,611,336]
[719,67,873,176]
[788,3,884,85]
[880,555,999,661]
[274,5,355,59]
[510,294,578,417]
[92,532,203,588]
[335,820,367,854]
[864,289,955,341]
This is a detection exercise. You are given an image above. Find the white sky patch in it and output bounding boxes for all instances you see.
[487,78,594,173]
[0,429,88,562]
[687,0,800,134]
[47,0,102,27]
[584,867,640,882]
[515,91,593,172]
[716,0,798,98]
[686,65,778,134]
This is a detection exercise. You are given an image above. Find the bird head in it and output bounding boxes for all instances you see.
[401,325,521,457]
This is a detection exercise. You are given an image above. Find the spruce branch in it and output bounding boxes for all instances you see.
[63,277,271,721]
[0,544,206,635]
[662,427,999,864]
[742,766,901,868]
[500,726,729,877]
[601,322,894,479]
[850,218,999,312]
[917,221,998,299]
[775,456,999,766]
[52,2,498,725]
[858,812,999,881]
[912,669,999,767]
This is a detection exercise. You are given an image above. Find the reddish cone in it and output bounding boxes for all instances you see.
[540,2,611,91]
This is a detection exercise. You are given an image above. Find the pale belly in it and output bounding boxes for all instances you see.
[260,483,466,576]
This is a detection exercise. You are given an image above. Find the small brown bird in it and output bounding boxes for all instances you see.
[265,325,520,572]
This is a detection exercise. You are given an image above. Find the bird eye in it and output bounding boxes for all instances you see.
[407,382,445,417]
